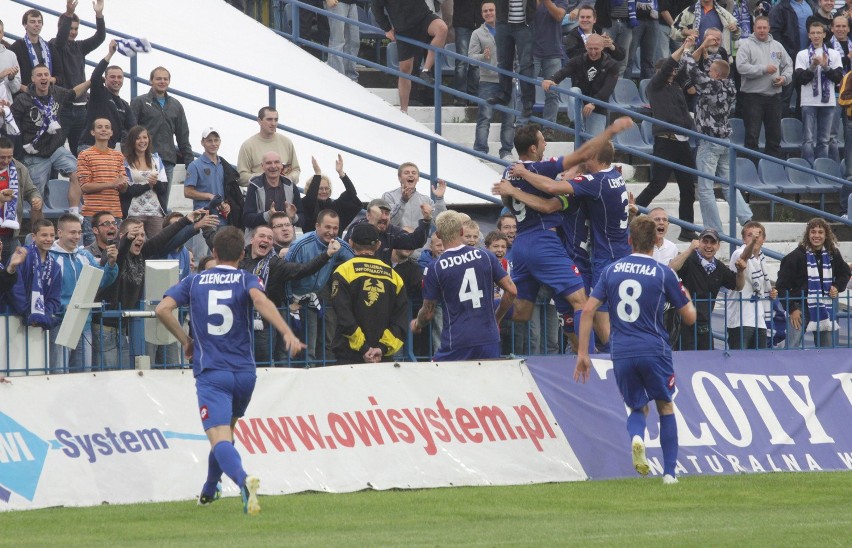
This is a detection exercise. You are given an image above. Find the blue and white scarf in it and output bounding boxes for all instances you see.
[0,86,19,136]
[692,0,704,43]
[698,251,716,274]
[831,35,852,73]
[26,242,55,329]
[732,0,750,38]
[1,161,20,230]
[805,249,837,332]
[809,43,833,103]
[636,0,658,20]
[22,95,61,154]
[115,37,152,58]
[24,34,52,74]
[252,254,273,330]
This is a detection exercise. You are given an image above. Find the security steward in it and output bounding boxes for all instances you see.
[331,223,409,364]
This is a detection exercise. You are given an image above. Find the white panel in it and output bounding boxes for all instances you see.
[54,264,103,349]
[144,260,179,345]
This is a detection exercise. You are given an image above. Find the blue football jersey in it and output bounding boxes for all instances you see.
[502,158,565,232]
[570,167,631,262]
[558,196,591,278]
[423,245,508,352]
[591,254,689,361]
[164,265,264,376]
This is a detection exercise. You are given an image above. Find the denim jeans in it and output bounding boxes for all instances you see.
[21,147,78,196]
[656,21,674,63]
[695,139,752,232]
[474,82,515,157]
[453,26,479,97]
[162,161,176,212]
[566,87,606,136]
[496,22,534,109]
[91,323,130,370]
[603,18,633,76]
[727,327,767,350]
[327,1,360,80]
[628,18,658,79]
[785,317,835,348]
[533,57,562,123]
[49,324,92,374]
[802,105,838,165]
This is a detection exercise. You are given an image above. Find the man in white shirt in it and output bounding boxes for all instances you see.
[795,21,844,164]
[726,221,776,349]
[650,207,678,265]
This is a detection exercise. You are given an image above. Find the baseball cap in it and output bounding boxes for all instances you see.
[698,228,720,242]
[351,223,380,245]
[201,127,220,139]
[368,198,391,211]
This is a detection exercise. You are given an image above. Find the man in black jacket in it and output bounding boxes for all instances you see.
[635,39,699,242]
[343,198,431,265]
[50,0,106,156]
[78,41,135,154]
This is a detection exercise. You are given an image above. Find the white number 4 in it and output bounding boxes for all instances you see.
[458,268,483,309]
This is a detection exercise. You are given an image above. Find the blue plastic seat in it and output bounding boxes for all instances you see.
[613,124,653,160]
[780,118,803,155]
[729,118,745,148]
[610,78,645,110]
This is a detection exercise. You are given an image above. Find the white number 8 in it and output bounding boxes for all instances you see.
[616,279,642,323]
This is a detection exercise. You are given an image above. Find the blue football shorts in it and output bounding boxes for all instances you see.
[195,369,258,430]
[613,355,675,410]
[511,230,586,313]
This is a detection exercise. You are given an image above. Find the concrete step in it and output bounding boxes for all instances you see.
[409,106,472,123]
[370,87,399,106]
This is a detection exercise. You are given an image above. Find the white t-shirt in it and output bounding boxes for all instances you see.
[725,245,772,329]
[795,46,842,107]
[653,238,678,266]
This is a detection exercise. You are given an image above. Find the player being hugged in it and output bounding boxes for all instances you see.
[155,226,305,515]
[411,210,517,360]
[574,216,696,484]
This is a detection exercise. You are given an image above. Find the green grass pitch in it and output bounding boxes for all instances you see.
[2,472,851,546]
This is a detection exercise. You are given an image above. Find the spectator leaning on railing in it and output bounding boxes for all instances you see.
[775,217,850,348]
[8,219,60,331]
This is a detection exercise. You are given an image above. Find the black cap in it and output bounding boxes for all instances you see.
[698,228,720,242]
[351,223,380,245]
[368,198,391,211]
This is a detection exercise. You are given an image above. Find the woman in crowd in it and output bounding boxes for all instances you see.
[303,154,362,234]
[122,125,167,238]
[776,218,850,348]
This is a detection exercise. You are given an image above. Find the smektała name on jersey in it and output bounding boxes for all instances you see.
[611,262,657,276]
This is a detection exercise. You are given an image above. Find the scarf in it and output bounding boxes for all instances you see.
[746,252,772,323]
[26,242,55,329]
[115,37,152,58]
[251,254,273,330]
[636,0,658,20]
[1,162,19,230]
[22,94,61,154]
[831,35,852,73]
[24,34,52,74]
[0,86,20,136]
[732,0,750,38]
[809,43,833,103]
[692,0,704,44]
[805,249,837,332]
[697,251,716,274]
[627,0,639,27]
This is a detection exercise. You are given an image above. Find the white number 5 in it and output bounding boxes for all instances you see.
[207,290,234,335]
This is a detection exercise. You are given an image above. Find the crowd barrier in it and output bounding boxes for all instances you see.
[2,351,851,511]
[3,292,852,375]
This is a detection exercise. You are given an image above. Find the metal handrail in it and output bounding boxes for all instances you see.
[9,0,850,246]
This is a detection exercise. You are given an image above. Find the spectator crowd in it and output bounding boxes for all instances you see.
[0,0,851,376]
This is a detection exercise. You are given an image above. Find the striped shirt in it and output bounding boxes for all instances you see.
[78,147,125,217]
[508,0,525,23]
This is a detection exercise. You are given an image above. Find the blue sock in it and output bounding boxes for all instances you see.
[212,440,247,489]
[202,449,223,496]
[660,413,678,477]
[627,410,646,441]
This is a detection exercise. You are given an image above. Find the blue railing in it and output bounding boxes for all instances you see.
[11,0,852,248]
[4,291,851,375]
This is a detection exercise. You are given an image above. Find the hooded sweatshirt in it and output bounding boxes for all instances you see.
[49,241,118,311]
[735,32,794,95]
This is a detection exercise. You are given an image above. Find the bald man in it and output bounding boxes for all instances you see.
[242,151,304,230]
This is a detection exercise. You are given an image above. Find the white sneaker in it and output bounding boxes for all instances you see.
[662,474,679,485]
[631,435,650,476]
[241,475,261,515]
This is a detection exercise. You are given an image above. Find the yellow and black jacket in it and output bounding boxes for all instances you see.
[330,256,408,362]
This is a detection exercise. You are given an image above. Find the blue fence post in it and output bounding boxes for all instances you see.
[573,95,585,147]
[130,55,138,99]
[290,0,300,45]
[728,146,738,255]
[431,48,443,195]
[269,86,276,109]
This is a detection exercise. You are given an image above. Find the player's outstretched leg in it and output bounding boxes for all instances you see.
[659,411,678,484]
[242,475,261,515]
[198,450,224,506]
[627,409,649,476]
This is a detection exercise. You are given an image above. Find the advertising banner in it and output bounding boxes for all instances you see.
[527,350,852,480]
[0,360,583,511]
